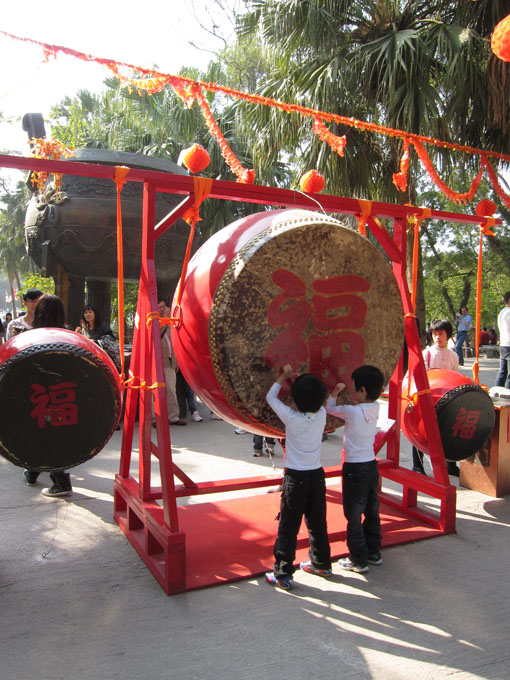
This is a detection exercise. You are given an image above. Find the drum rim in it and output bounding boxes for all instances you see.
[434,383,493,415]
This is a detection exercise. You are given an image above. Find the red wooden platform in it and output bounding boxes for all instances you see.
[114,474,446,593]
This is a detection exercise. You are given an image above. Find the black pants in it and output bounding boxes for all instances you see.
[412,446,425,472]
[27,469,71,488]
[253,434,275,450]
[273,467,331,578]
[176,372,198,419]
[413,447,458,475]
[342,461,381,568]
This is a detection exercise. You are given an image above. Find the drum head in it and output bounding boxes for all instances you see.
[435,384,495,461]
[0,338,121,470]
[208,214,404,434]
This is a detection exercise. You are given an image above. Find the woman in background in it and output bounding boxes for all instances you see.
[24,294,73,497]
[75,305,114,341]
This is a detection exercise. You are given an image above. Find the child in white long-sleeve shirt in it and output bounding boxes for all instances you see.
[265,364,331,590]
[326,365,384,574]
[413,319,460,476]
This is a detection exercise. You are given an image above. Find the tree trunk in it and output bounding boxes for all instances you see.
[8,277,17,317]
[405,229,426,347]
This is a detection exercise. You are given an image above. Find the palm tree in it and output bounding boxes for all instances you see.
[235,1,510,330]
[237,1,510,196]
[0,178,30,315]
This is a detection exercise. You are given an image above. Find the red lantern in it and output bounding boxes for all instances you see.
[475,199,497,217]
[492,14,510,62]
[299,169,325,193]
[182,144,210,174]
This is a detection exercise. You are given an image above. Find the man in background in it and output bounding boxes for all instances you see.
[496,291,510,390]
[455,306,472,366]
[6,289,43,339]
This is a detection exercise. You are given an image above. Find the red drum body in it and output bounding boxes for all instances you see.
[0,328,122,470]
[171,209,404,436]
[402,369,495,461]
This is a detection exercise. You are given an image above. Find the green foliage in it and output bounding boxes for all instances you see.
[19,273,55,299]
[418,182,510,328]
[110,282,139,341]
[0,179,31,293]
[49,91,99,149]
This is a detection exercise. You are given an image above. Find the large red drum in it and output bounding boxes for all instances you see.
[402,368,495,461]
[0,328,122,470]
[171,209,404,436]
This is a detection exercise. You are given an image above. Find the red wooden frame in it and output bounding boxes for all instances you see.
[0,153,497,594]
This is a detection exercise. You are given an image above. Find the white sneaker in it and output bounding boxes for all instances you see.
[234,428,247,435]
[191,411,203,422]
[209,412,222,420]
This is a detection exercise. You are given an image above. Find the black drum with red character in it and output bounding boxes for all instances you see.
[0,328,121,470]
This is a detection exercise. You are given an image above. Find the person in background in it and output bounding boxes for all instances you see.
[455,306,472,366]
[23,294,73,497]
[75,305,114,341]
[412,319,460,477]
[489,328,498,345]
[425,321,432,347]
[496,291,510,390]
[154,300,186,427]
[176,371,203,422]
[0,316,4,344]
[252,434,275,457]
[5,312,12,324]
[479,326,490,346]
[6,288,43,339]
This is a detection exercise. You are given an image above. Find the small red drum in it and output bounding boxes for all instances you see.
[0,328,121,470]
[172,209,404,436]
[402,369,495,461]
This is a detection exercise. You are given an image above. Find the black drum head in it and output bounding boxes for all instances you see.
[0,341,121,470]
[435,384,495,461]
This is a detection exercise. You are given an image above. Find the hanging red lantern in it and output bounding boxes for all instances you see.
[475,199,497,217]
[182,144,210,174]
[491,14,510,62]
[299,169,325,193]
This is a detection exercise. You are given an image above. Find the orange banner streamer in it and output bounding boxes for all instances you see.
[412,141,485,204]
[393,137,410,193]
[190,88,255,184]
[3,31,510,205]
[312,117,347,157]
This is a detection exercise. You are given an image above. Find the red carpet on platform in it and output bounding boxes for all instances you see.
[177,484,444,591]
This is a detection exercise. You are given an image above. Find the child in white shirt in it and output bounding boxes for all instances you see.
[413,319,460,476]
[326,365,385,573]
[265,364,331,590]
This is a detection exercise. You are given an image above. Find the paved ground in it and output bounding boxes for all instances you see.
[1,357,509,680]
